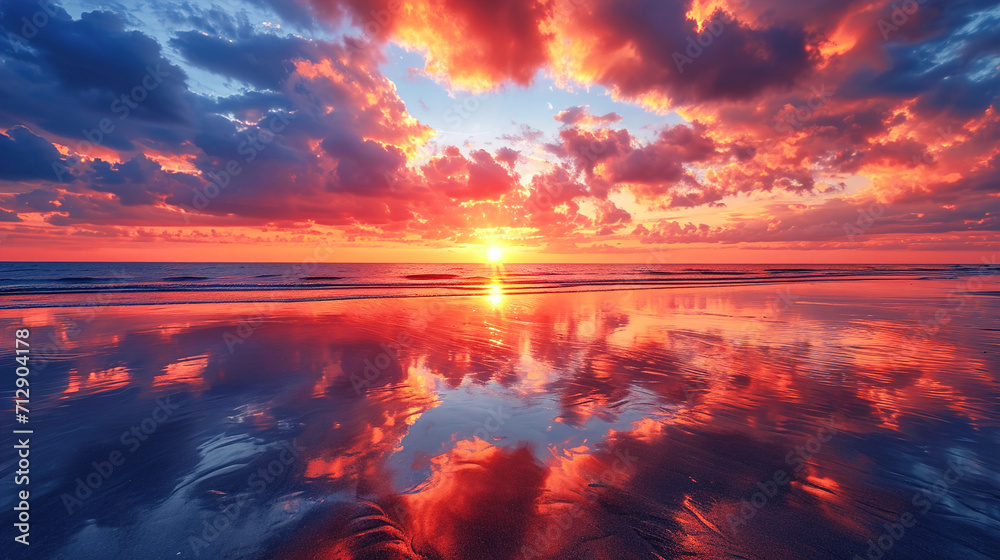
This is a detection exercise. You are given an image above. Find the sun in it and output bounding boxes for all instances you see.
[486,246,504,263]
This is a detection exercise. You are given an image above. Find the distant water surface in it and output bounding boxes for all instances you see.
[0,262,992,309]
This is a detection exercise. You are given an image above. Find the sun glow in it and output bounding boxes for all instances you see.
[486,246,504,263]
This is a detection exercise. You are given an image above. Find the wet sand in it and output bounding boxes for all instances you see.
[2,277,998,559]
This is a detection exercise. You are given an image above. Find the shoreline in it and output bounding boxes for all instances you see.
[2,272,992,311]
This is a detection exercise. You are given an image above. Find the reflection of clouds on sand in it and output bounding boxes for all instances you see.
[406,440,547,559]
[2,277,998,559]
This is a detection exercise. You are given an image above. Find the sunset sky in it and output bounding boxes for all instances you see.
[0,0,997,262]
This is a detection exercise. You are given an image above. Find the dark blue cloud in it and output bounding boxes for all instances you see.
[0,1,194,151]
[245,0,322,31]
[158,3,254,38]
[170,30,324,90]
[212,91,296,116]
[14,188,60,212]
[87,154,165,205]
[839,0,1000,118]
[0,125,70,181]
[322,129,407,194]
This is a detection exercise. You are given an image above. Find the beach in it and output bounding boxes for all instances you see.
[1,266,998,559]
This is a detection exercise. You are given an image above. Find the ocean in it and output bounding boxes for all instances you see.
[1,262,992,309]
[1,262,998,559]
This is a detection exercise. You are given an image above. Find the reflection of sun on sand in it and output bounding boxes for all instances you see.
[487,282,504,307]
[484,244,506,307]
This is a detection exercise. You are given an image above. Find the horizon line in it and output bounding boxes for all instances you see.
[0,261,985,266]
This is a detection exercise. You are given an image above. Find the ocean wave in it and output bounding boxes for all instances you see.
[404,274,461,280]
[1,263,990,310]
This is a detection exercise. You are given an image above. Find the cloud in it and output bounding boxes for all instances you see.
[0,126,70,182]
[0,0,997,257]
[0,208,22,222]
[553,106,623,127]
[13,189,61,212]
[420,147,521,201]
[0,2,194,153]
[608,123,717,196]
[170,30,324,91]
[361,0,555,91]
[552,0,812,108]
